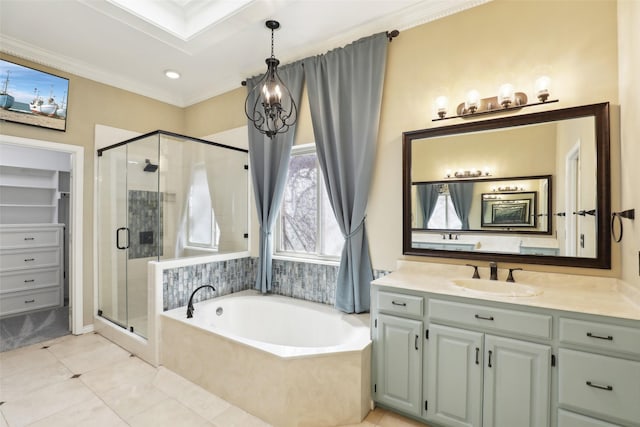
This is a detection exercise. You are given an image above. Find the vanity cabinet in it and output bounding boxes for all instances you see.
[373,291,424,417]
[427,306,551,427]
[557,318,640,427]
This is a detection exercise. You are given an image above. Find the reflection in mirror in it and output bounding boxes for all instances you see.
[403,103,610,269]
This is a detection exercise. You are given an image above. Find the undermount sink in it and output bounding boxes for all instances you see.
[451,279,543,297]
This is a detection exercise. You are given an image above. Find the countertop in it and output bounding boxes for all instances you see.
[372,261,640,321]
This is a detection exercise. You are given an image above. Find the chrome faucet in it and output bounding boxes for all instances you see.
[186,285,216,318]
[489,262,498,280]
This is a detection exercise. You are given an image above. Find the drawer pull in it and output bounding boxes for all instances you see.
[586,332,613,341]
[24,299,35,303]
[586,381,613,391]
[488,350,493,368]
[415,335,419,350]
[24,237,35,241]
[24,258,35,262]
[24,279,35,283]
[475,347,480,365]
[392,301,407,307]
[475,314,494,321]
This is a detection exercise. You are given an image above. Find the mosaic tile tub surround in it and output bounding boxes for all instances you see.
[162,256,391,311]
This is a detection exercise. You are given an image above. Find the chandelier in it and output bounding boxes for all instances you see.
[244,20,297,139]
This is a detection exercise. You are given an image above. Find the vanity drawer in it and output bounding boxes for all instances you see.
[0,248,61,271]
[559,318,640,356]
[558,349,640,426]
[378,291,423,317]
[558,410,622,427]
[429,299,552,339]
[0,268,61,293]
[0,227,61,249]
[0,287,62,317]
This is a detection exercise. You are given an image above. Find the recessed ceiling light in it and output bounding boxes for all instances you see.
[164,70,181,79]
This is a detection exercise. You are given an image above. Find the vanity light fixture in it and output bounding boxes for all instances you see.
[494,185,525,192]
[432,76,558,121]
[244,20,297,139]
[445,168,491,179]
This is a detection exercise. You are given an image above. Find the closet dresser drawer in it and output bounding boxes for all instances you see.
[559,318,640,356]
[0,287,62,317]
[0,248,61,271]
[429,299,552,339]
[558,348,640,426]
[0,268,61,293]
[0,227,61,249]
[378,291,423,317]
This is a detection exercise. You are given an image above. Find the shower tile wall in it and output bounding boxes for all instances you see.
[162,257,391,310]
[128,190,163,259]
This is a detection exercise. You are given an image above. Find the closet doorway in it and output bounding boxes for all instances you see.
[0,135,83,351]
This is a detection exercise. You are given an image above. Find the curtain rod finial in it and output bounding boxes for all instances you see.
[387,30,400,41]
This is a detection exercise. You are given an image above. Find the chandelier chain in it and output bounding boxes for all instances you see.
[270,28,275,58]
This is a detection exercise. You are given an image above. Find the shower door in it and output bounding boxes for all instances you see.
[98,136,159,338]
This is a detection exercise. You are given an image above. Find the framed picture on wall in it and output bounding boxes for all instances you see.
[0,59,69,131]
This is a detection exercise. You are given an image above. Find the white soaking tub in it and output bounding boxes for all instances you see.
[160,290,372,427]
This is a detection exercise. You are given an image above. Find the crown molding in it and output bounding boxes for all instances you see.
[1,35,186,107]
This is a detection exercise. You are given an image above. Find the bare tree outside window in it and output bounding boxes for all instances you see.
[281,153,317,252]
[278,146,342,258]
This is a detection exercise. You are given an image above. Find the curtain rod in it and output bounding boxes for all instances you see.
[240,29,399,86]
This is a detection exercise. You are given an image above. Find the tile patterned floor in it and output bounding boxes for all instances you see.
[0,333,430,427]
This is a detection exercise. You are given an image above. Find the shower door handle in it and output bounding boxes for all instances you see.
[116,227,130,250]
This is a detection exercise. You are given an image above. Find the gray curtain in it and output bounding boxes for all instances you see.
[303,33,388,313]
[416,184,439,228]
[247,61,304,293]
[448,182,475,230]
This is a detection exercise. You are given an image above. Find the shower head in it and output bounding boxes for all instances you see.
[144,159,158,172]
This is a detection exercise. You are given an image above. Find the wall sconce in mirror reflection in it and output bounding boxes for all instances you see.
[611,209,635,243]
[433,76,557,121]
[445,167,491,179]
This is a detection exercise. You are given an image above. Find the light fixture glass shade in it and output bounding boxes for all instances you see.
[435,96,448,118]
[245,57,297,138]
[498,83,515,107]
[465,90,480,113]
[535,76,551,102]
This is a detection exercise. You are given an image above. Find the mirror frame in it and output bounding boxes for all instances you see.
[402,102,611,269]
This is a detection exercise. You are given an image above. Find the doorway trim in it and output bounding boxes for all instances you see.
[0,134,84,335]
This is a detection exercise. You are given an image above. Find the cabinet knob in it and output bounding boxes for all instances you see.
[24,299,35,303]
[24,237,35,241]
[24,258,35,262]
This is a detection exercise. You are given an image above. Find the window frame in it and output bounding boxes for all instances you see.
[186,163,220,251]
[274,143,342,262]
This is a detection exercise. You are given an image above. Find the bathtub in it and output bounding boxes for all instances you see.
[160,290,372,427]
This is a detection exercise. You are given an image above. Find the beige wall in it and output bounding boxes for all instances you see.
[0,54,185,326]
[2,0,635,327]
[369,0,620,275]
[617,0,640,288]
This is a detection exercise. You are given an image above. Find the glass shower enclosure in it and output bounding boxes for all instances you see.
[97,131,248,338]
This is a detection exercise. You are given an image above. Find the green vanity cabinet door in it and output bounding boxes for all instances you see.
[375,313,423,417]
[426,324,483,427]
[483,335,551,427]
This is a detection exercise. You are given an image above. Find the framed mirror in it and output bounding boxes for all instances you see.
[403,103,611,268]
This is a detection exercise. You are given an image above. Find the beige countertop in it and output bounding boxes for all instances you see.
[372,261,640,321]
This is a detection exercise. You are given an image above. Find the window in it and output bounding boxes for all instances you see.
[187,164,220,249]
[427,186,462,229]
[277,145,343,259]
